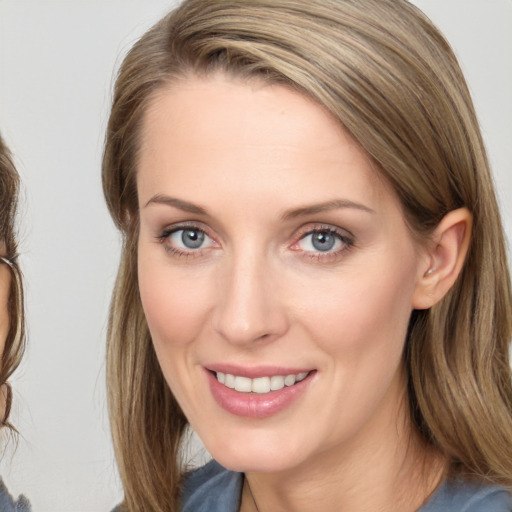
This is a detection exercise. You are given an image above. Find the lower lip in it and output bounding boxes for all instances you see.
[206,370,314,418]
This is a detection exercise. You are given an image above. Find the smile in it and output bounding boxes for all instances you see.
[215,371,309,394]
[207,368,315,418]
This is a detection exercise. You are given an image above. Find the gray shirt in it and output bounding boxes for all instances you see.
[0,479,31,512]
[182,460,512,512]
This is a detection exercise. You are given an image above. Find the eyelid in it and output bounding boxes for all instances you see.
[155,221,219,257]
[157,220,212,239]
[292,223,354,243]
[289,223,355,260]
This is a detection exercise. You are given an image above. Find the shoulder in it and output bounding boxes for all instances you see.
[0,478,32,512]
[181,459,243,512]
[109,461,242,512]
[420,478,512,512]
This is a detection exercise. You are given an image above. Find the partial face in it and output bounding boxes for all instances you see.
[137,75,429,473]
[0,243,11,357]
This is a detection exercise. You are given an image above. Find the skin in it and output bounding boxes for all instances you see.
[0,242,11,418]
[0,242,10,358]
[136,74,469,511]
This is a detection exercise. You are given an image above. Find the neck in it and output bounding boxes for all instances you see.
[241,384,445,512]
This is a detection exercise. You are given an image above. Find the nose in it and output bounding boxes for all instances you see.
[213,250,289,347]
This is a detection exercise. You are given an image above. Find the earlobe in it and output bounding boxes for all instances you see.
[413,207,472,310]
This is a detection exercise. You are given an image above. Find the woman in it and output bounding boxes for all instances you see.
[103,0,512,510]
[0,133,30,510]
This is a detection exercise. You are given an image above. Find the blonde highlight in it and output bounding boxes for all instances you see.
[103,1,512,509]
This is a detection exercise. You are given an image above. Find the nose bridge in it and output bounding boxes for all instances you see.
[214,242,286,346]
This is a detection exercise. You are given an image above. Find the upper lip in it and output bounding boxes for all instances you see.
[205,364,314,379]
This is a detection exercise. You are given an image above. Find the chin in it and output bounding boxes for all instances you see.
[214,451,299,474]
[200,427,309,474]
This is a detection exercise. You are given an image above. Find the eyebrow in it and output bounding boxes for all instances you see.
[282,199,375,220]
[144,195,374,219]
[145,194,208,215]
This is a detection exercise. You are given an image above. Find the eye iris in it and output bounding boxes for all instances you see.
[311,231,335,251]
[181,229,205,249]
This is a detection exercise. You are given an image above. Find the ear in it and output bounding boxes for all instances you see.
[413,207,472,310]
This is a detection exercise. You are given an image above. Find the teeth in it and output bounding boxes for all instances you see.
[270,375,285,391]
[224,373,235,389]
[296,372,308,382]
[215,371,310,394]
[234,376,252,392]
[284,374,296,386]
[252,377,271,394]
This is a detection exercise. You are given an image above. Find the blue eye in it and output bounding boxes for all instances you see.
[168,228,212,250]
[298,230,344,253]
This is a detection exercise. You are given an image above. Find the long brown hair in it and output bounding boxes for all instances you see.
[0,133,25,432]
[102,1,512,509]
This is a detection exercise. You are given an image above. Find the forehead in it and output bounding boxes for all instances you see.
[137,74,397,215]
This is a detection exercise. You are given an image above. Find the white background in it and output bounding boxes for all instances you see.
[0,1,511,511]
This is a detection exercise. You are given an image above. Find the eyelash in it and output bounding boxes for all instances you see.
[291,224,354,263]
[156,223,216,259]
[155,223,354,262]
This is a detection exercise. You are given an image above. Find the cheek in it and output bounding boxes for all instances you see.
[289,262,417,444]
[138,254,215,357]
[0,268,11,355]
[295,255,417,359]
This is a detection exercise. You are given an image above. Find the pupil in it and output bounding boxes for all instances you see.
[182,229,205,249]
[312,232,335,252]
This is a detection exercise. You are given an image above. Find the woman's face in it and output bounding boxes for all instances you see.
[137,75,430,473]
[0,243,11,356]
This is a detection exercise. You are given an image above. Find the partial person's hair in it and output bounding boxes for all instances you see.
[0,133,25,432]
[102,0,512,510]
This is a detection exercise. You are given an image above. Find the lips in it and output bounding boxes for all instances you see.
[205,366,315,418]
